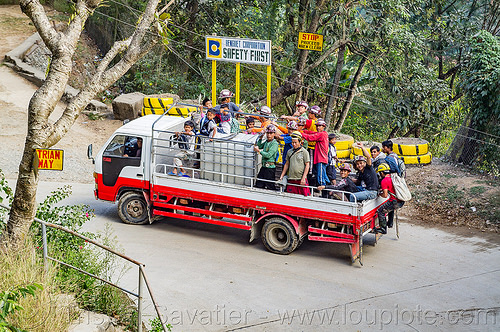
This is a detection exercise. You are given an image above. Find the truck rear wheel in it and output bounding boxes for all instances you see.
[261,218,299,255]
[117,192,149,225]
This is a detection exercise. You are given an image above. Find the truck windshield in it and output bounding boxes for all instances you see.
[104,135,142,158]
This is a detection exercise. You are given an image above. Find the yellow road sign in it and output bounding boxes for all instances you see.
[35,149,64,171]
[298,32,323,51]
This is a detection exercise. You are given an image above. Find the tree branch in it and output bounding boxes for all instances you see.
[19,0,60,52]
[304,39,346,74]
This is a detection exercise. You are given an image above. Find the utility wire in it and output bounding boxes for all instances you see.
[92,2,500,146]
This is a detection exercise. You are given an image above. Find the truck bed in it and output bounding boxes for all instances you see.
[152,170,386,224]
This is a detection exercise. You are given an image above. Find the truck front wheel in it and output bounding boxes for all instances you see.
[117,192,149,225]
[261,218,299,255]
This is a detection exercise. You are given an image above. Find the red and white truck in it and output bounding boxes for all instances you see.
[89,107,388,265]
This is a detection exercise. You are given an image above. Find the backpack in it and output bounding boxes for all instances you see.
[390,173,412,201]
[387,152,406,178]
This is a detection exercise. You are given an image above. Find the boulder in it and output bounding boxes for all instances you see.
[68,310,124,332]
[112,92,145,120]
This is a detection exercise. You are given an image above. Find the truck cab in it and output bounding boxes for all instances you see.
[93,115,187,203]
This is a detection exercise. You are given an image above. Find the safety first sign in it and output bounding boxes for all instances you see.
[298,32,323,51]
[35,149,64,171]
[206,36,271,66]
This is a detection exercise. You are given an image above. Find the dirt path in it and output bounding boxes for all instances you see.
[0,5,122,183]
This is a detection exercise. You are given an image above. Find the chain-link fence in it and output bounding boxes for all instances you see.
[444,123,500,176]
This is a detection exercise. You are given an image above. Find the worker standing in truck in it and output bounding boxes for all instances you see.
[254,124,279,190]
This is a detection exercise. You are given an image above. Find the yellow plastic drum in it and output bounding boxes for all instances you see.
[334,134,354,150]
[337,149,351,159]
[351,141,382,156]
[141,107,164,116]
[400,152,432,165]
[143,97,174,109]
[391,137,429,156]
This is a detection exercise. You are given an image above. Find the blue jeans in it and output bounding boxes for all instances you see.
[315,163,329,186]
[350,189,378,202]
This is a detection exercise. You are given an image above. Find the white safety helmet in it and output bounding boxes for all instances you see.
[219,89,234,99]
[309,105,321,115]
[316,118,327,127]
[296,101,309,109]
[287,121,298,130]
[265,124,276,133]
[260,106,272,116]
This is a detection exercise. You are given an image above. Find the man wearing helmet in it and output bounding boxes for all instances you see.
[212,89,241,126]
[279,131,310,196]
[248,106,276,134]
[375,162,405,234]
[254,124,279,190]
[301,118,329,187]
[292,101,309,119]
[349,142,379,202]
[213,89,240,113]
[318,163,357,201]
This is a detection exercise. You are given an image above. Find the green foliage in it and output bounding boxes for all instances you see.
[149,317,172,332]
[469,186,486,195]
[29,188,136,329]
[458,30,500,174]
[0,284,43,332]
[0,170,13,234]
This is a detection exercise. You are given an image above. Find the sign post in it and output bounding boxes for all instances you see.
[206,36,272,107]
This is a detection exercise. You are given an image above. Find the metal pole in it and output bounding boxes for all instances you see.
[212,60,217,103]
[42,222,48,272]
[236,62,240,105]
[138,266,144,332]
[266,65,271,107]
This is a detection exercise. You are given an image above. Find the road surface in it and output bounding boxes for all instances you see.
[31,180,500,332]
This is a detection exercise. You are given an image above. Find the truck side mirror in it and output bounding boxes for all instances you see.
[87,144,95,164]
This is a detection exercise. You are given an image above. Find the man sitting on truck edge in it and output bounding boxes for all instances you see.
[254,124,279,190]
[374,163,405,234]
[349,143,379,202]
[318,162,357,201]
[279,131,310,196]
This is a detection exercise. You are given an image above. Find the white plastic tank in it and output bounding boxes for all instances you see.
[201,133,259,186]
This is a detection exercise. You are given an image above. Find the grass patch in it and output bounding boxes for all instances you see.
[0,242,76,332]
[1,171,139,331]
[445,185,465,201]
[469,186,487,196]
[441,173,458,179]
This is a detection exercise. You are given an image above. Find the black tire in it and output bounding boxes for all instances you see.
[117,192,149,225]
[261,217,299,255]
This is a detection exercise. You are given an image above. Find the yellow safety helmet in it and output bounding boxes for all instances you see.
[290,131,303,140]
[376,163,391,173]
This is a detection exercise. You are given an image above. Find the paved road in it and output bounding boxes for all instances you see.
[29,180,500,332]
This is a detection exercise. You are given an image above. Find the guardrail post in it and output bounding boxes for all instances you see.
[138,266,144,332]
[42,222,48,272]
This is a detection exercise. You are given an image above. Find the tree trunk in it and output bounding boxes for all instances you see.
[333,56,367,132]
[324,43,346,128]
[1,0,163,249]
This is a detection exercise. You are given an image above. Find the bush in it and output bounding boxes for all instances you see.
[0,170,138,330]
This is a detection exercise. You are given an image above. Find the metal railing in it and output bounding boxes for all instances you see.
[0,203,168,332]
